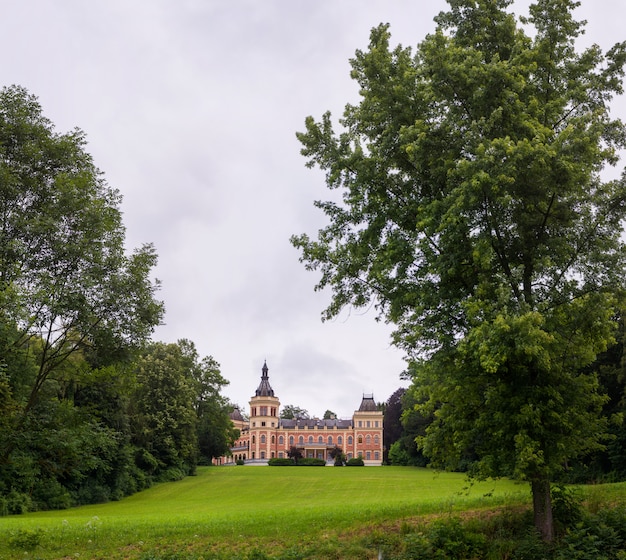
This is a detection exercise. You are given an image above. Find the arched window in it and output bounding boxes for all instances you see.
[328,436,333,445]
[338,436,343,445]
[308,435,313,444]
[289,435,294,445]
[366,435,371,445]
[271,435,275,444]
[318,436,323,444]
[348,436,353,445]
[298,435,304,445]
[252,435,256,444]
[260,434,266,444]
[279,435,284,445]
[358,435,363,444]
[374,435,379,445]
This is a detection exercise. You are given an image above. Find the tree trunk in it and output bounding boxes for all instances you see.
[531,477,554,542]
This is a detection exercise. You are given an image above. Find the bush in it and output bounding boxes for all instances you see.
[428,517,487,559]
[236,459,245,465]
[552,484,584,534]
[8,528,44,552]
[297,458,326,466]
[346,457,365,466]
[32,478,71,510]
[268,458,294,466]
[0,490,32,515]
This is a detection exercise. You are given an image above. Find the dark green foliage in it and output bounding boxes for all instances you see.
[551,485,584,534]
[296,458,326,466]
[268,457,295,466]
[383,388,406,460]
[345,457,365,466]
[373,506,626,560]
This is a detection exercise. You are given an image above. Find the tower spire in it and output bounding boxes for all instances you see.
[255,360,274,396]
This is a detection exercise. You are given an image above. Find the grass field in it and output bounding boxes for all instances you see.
[1,466,624,559]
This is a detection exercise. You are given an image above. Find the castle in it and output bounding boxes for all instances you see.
[219,361,384,466]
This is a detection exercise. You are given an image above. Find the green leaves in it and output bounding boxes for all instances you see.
[0,86,163,415]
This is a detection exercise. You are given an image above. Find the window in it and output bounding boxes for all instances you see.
[358,435,363,444]
[318,436,323,444]
[338,436,343,445]
[328,436,333,445]
[348,436,353,445]
[252,435,256,444]
[374,435,379,444]
[261,421,266,427]
[366,421,370,428]
[260,435,266,444]
[271,435,275,444]
[366,435,371,445]
[358,421,362,427]
[374,452,379,460]
[375,421,379,428]
[366,451,371,460]
[261,451,265,459]
[289,435,294,445]
[308,435,313,444]
[299,435,304,445]
[279,435,284,445]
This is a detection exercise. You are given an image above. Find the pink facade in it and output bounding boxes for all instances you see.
[219,362,383,466]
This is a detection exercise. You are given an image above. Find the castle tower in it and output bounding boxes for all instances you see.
[248,361,280,462]
[352,394,383,465]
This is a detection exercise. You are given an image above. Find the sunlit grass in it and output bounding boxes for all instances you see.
[1,466,622,559]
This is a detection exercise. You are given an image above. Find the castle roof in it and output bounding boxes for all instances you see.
[255,361,275,397]
[230,407,244,422]
[358,394,378,412]
[279,418,353,429]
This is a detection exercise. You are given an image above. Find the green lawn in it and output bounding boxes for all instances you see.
[0,465,620,559]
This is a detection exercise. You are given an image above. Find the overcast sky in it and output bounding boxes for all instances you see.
[2,1,624,418]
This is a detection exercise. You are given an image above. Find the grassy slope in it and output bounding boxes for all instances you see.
[0,466,528,559]
[3,466,622,559]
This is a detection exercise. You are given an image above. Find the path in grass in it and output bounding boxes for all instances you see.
[1,466,530,559]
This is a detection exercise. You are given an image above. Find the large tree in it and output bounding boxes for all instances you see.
[0,85,163,423]
[292,0,626,541]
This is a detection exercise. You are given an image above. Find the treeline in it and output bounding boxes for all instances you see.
[384,323,626,483]
[0,86,236,514]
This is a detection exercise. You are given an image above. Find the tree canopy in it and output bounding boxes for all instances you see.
[292,0,626,541]
[0,85,163,419]
[0,86,235,513]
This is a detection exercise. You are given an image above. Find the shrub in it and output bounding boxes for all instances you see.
[551,484,583,534]
[32,478,71,510]
[236,459,245,465]
[0,490,32,515]
[297,458,326,466]
[346,457,364,466]
[268,458,294,466]
[426,517,487,559]
[8,528,44,551]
